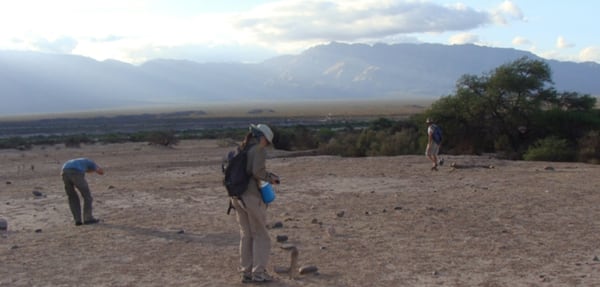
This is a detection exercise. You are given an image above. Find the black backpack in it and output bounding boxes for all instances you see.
[222,144,254,213]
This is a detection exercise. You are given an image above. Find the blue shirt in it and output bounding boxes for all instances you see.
[62,158,98,173]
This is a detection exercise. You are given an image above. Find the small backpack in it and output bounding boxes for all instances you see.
[431,124,443,144]
[222,144,254,214]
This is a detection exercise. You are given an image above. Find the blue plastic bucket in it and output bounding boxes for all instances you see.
[260,181,276,204]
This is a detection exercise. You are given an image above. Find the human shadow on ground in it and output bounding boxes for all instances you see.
[96,222,238,247]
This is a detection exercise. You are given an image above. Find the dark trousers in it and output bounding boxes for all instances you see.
[61,169,94,223]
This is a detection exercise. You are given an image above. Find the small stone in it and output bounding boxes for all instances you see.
[336,211,345,217]
[270,222,283,229]
[311,218,319,224]
[32,190,44,197]
[5,181,11,185]
[11,245,19,250]
[35,229,42,233]
[108,185,115,189]
[544,166,555,171]
[274,266,289,274]
[593,256,600,262]
[326,226,336,237]
[0,219,7,230]
[177,230,185,234]
[280,244,296,251]
[276,235,288,243]
[299,265,318,275]
[394,206,402,210]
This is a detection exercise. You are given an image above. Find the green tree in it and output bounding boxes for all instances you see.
[425,57,596,158]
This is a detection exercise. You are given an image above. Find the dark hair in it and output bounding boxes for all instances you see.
[240,132,253,150]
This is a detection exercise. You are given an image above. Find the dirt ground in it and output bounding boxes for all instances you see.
[1,139,599,287]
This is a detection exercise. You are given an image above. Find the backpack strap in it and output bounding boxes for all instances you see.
[227,196,247,214]
[227,199,234,215]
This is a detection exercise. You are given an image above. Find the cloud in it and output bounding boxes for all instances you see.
[0,0,525,63]
[512,36,531,46]
[579,47,600,63]
[33,36,78,54]
[491,0,524,25]
[449,33,480,45]
[556,36,575,49]
[234,0,491,46]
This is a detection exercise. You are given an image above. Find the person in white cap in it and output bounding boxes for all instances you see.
[231,123,280,283]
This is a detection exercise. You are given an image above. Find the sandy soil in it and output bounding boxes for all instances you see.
[1,139,599,287]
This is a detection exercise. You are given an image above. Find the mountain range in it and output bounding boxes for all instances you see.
[1,42,599,116]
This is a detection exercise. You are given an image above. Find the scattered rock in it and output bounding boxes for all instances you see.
[311,218,319,224]
[177,230,185,234]
[280,243,296,250]
[11,245,19,250]
[326,226,336,237]
[299,265,318,275]
[593,256,599,262]
[0,219,7,230]
[108,185,115,189]
[276,235,288,243]
[270,222,283,229]
[319,246,327,250]
[35,229,42,233]
[544,166,555,171]
[32,190,45,197]
[274,266,289,274]
[5,181,11,185]
[336,211,345,217]
[394,206,403,210]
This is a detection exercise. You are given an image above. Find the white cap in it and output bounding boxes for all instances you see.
[250,124,274,143]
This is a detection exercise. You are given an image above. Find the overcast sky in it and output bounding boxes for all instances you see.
[0,0,598,64]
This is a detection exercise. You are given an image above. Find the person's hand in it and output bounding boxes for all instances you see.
[269,173,280,184]
[96,167,105,175]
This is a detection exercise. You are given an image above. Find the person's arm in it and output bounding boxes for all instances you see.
[85,160,104,175]
[251,146,278,184]
[427,127,433,145]
[95,166,104,175]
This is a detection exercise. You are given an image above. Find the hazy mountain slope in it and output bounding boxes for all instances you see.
[1,43,599,115]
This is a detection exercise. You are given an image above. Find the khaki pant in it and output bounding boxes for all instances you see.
[231,189,271,275]
[61,169,94,223]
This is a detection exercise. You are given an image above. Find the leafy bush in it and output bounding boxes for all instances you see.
[523,137,575,162]
[577,130,600,163]
[64,134,92,148]
[0,137,32,150]
[318,133,361,157]
[145,131,179,147]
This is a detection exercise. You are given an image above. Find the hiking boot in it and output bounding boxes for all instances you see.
[431,165,438,171]
[438,157,444,166]
[252,272,273,282]
[241,273,253,283]
[75,221,83,226]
